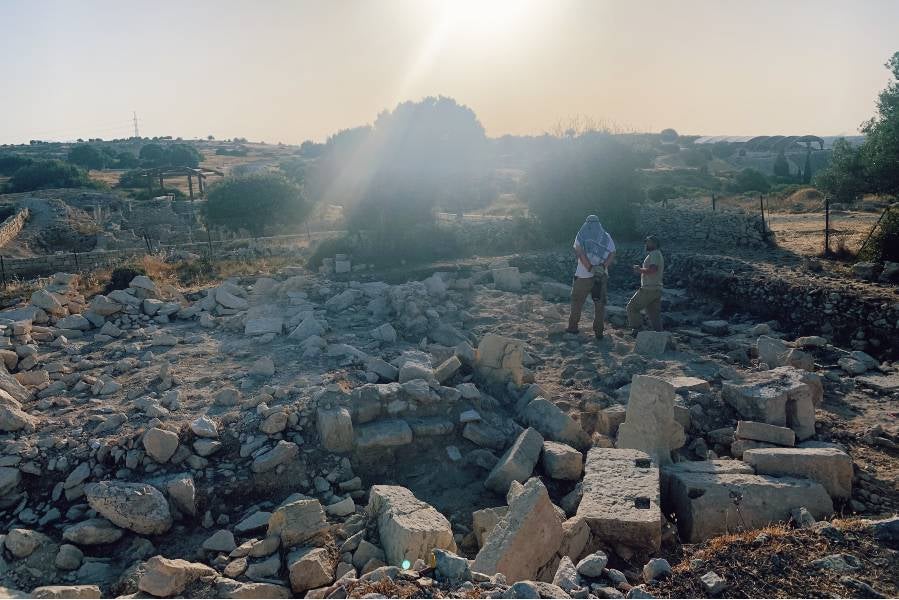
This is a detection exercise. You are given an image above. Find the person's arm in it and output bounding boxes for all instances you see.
[603,251,616,269]
[637,264,659,275]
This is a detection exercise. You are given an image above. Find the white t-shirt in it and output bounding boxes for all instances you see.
[573,237,616,278]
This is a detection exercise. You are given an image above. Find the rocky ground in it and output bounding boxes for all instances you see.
[0,256,896,599]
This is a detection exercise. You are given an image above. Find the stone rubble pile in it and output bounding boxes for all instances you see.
[0,261,894,599]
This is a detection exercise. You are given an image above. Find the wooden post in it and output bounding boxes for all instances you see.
[1,255,6,288]
[159,175,165,191]
[712,194,717,211]
[824,195,830,256]
[187,174,194,200]
[205,225,213,257]
[199,174,205,196]
[759,194,766,232]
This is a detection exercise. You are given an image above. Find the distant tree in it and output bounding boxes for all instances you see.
[4,159,94,193]
[166,143,202,168]
[814,138,866,202]
[205,173,310,237]
[139,143,167,167]
[207,135,215,140]
[278,157,306,184]
[710,141,735,159]
[68,144,107,170]
[731,168,770,193]
[773,149,790,177]
[0,154,33,176]
[647,185,678,203]
[660,128,679,143]
[300,140,324,157]
[859,51,899,196]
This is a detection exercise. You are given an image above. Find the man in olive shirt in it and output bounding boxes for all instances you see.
[627,235,664,332]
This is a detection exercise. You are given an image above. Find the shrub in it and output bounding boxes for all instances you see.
[104,266,146,293]
[4,159,95,193]
[205,173,310,236]
[730,168,771,193]
[0,154,33,175]
[526,133,642,242]
[67,144,107,170]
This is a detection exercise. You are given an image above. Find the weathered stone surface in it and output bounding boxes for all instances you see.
[743,447,853,500]
[367,485,456,566]
[722,367,822,440]
[660,460,755,510]
[576,551,608,578]
[541,441,583,480]
[434,356,462,384]
[354,419,412,450]
[473,478,563,583]
[317,406,354,453]
[267,499,329,548]
[666,376,711,393]
[476,334,527,385]
[485,427,544,494]
[577,448,662,553]
[287,546,335,594]
[666,469,833,542]
[138,555,217,596]
[597,405,627,437]
[31,586,101,599]
[215,579,292,599]
[616,375,685,466]
[522,398,590,450]
[166,474,197,516]
[472,506,509,548]
[85,481,172,535]
[634,331,673,357]
[62,518,123,545]
[244,317,283,336]
[0,405,37,432]
[142,427,179,463]
[203,529,237,553]
[251,440,299,473]
[735,420,795,446]
[5,528,49,558]
[492,267,522,292]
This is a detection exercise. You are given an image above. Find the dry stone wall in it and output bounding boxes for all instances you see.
[0,208,29,248]
[637,202,770,249]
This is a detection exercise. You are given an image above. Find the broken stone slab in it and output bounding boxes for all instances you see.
[576,448,662,553]
[142,427,179,463]
[476,334,527,386]
[854,372,899,392]
[742,447,853,500]
[354,419,413,451]
[138,555,217,597]
[541,441,583,481]
[730,438,776,459]
[735,420,795,447]
[367,485,457,566]
[722,366,822,441]
[84,481,172,535]
[700,320,729,335]
[288,546,336,594]
[267,499,329,548]
[485,427,544,494]
[634,331,673,357]
[521,398,590,450]
[666,468,833,542]
[434,355,462,384]
[244,317,283,337]
[757,336,814,371]
[473,478,563,583]
[62,518,124,546]
[541,281,572,301]
[250,440,299,473]
[30,586,101,599]
[666,376,711,394]
[317,406,354,453]
[492,267,522,292]
[472,506,509,547]
[616,375,685,466]
[659,460,755,512]
[596,405,627,437]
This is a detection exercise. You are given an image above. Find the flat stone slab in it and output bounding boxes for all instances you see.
[660,460,755,513]
[367,485,456,566]
[722,367,822,440]
[666,376,711,393]
[666,469,833,542]
[735,420,795,447]
[742,447,853,500]
[576,448,662,552]
[634,331,673,357]
[354,420,413,450]
[485,427,544,494]
[855,373,899,392]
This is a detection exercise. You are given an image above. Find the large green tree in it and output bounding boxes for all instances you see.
[204,173,310,237]
[68,144,107,170]
[860,51,899,196]
[4,160,94,193]
[813,139,865,201]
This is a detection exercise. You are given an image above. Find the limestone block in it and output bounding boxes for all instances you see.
[541,441,583,480]
[616,375,685,466]
[634,331,673,357]
[735,420,795,446]
[367,485,456,566]
[666,376,711,393]
[317,406,354,453]
[485,427,544,494]
[521,398,590,450]
[492,267,522,292]
[267,499,329,548]
[742,447,853,500]
[354,420,412,451]
[472,506,509,547]
[84,481,172,535]
[596,405,627,437]
[577,448,662,553]
[476,334,527,386]
[659,460,755,513]
[722,366,822,440]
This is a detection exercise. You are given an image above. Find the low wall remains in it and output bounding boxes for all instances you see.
[637,202,770,249]
[0,208,30,248]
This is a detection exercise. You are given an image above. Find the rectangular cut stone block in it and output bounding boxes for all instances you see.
[722,367,822,440]
[485,427,544,494]
[666,470,833,542]
[735,421,795,447]
[667,376,711,393]
[597,404,627,437]
[742,447,853,500]
[367,485,456,566]
[616,376,685,466]
[660,460,755,513]
[476,334,526,386]
[354,420,412,451]
[576,448,662,552]
[634,331,673,357]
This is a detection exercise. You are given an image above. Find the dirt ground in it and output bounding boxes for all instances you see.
[767,211,880,258]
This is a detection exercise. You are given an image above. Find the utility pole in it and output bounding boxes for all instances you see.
[132,111,140,139]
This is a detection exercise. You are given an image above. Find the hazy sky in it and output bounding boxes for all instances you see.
[2,0,897,144]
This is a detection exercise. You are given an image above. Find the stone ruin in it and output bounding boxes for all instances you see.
[0,257,894,599]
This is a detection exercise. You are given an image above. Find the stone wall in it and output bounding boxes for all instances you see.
[512,247,899,359]
[637,202,770,249]
[0,208,29,248]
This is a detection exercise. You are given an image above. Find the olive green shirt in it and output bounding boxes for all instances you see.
[641,249,664,289]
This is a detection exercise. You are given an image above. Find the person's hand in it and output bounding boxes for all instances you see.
[632,265,642,274]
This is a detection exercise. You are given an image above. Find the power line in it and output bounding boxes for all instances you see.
[133,111,140,138]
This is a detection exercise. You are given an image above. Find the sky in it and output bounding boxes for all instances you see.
[1,0,898,145]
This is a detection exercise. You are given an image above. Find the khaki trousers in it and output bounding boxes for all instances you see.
[626,287,663,330]
[568,273,607,336]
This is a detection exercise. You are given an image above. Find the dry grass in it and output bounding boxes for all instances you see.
[650,519,898,598]
[347,578,442,599]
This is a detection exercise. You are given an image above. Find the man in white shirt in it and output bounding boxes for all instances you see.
[567,215,616,339]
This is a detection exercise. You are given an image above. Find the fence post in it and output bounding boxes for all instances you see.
[759,194,766,233]
[205,226,213,258]
[1,255,6,289]
[712,194,716,211]
[824,195,830,256]
[73,251,79,270]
